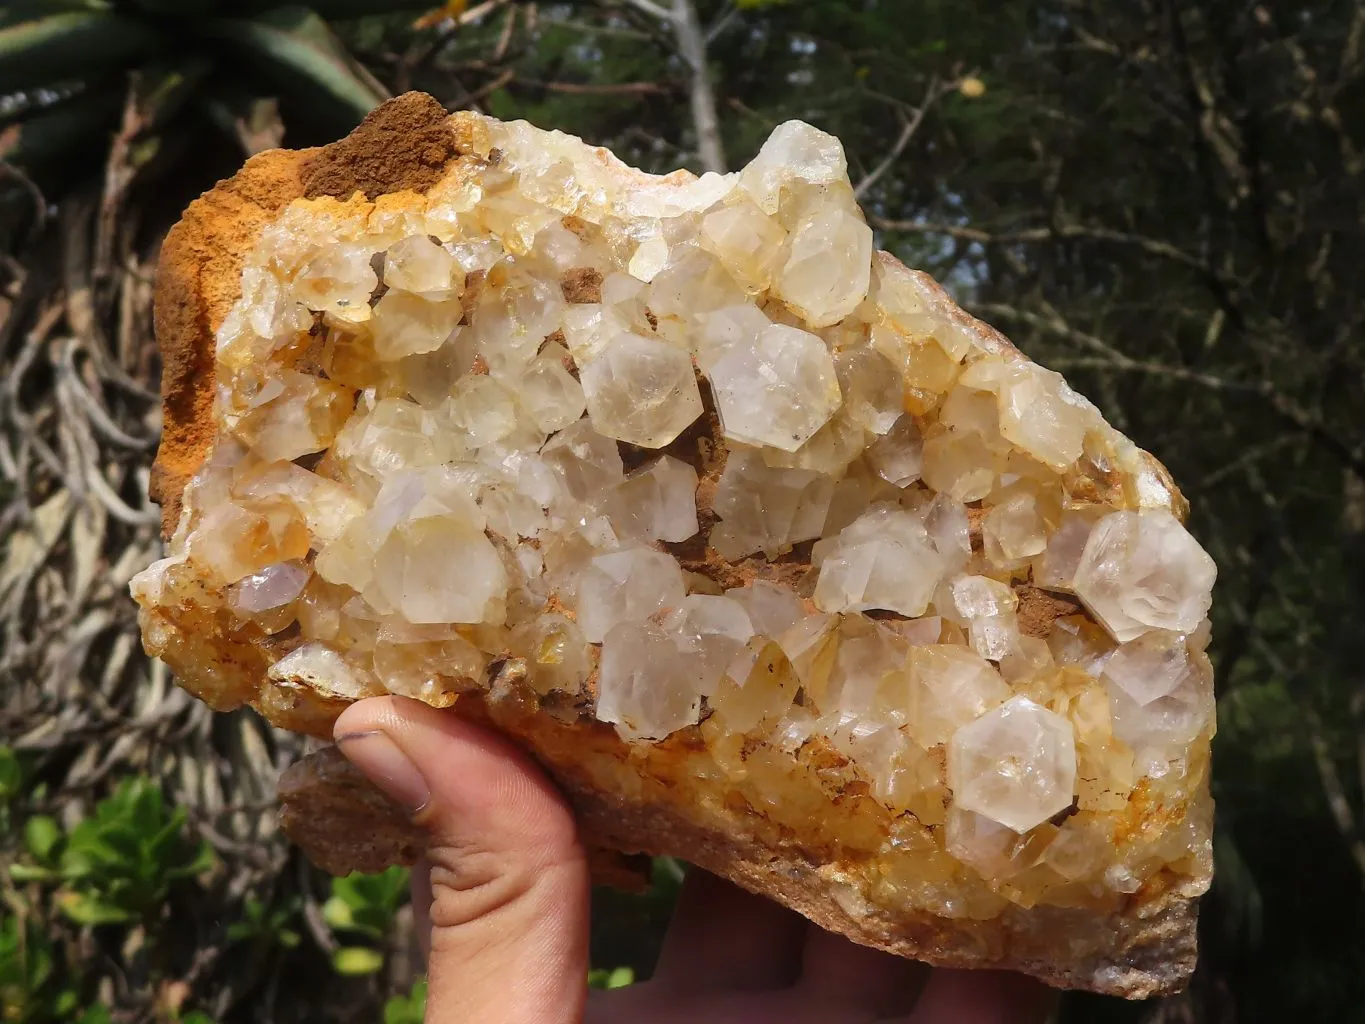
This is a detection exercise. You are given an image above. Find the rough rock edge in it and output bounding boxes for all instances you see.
[150,93,1199,998]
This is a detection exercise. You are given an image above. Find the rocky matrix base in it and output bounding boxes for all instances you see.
[134,94,1216,997]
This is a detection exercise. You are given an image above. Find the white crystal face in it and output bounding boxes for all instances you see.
[948,696,1078,833]
[814,507,946,617]
[135,109,1218,918]
[711,323,841,452]
[581,333,703,447]
[573,547,686,643]
[710,451,835,558]
[1073,510,1217,642]
[774,208,873,328]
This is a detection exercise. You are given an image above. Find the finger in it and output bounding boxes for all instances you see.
[797,927,928,1017]
[902,968,1056,1024]
[650,870,807,992]
[335,696,591,1024]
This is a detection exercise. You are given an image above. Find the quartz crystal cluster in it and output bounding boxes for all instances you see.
[134,106,1217,972]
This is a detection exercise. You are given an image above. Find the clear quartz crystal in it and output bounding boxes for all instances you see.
[948,695,1078,833]
[774,207,873,328]
[835,347,902,436]
[867,416,924,487]
[710,450,836,558]
[573,547,687,642]
[711,324,842,452]
[601,455,699,543]
[384,235,460,296]
[982,494,1047,568]
[519,344,586,433]
[909,645,1011,747]
[727,580,806,638]
[1102,630,1189,706]
[698,196,787,292]
[943,575,1021,662]
[813,507,946,617]
[1073,510,1217,642]
[581,333,703,447]
[540,418,624,505]
[228,561,310,616]
[141,110,1220,914]
[294,242,377,320]
[597,622,702,740]
[370,291,462,360]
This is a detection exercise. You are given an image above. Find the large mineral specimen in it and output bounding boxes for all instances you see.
[134,93,1217,998]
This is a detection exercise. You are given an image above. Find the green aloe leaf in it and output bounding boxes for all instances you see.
[0,2,107,30]
[0,11,162,92]
[201,6,387,137]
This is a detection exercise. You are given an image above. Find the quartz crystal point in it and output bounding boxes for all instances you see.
[136,94,1218,999]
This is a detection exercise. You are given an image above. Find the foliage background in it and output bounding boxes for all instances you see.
[2,0,1363,1020]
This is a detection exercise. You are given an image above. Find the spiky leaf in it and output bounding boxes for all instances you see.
[201,6,387,139]
[0,11,161,93]
[0,90,120,169]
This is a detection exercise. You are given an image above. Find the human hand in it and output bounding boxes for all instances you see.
[335,695,1056,1024]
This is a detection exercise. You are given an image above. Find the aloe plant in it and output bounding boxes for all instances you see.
[0,0,441,187]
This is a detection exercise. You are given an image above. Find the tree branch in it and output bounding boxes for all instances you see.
[672,0,726,172]
[618,0,674,21]
[981,302,1365,482]
[1308,709,1365,888]
[854,75,941,200]
[872,218,1213,275]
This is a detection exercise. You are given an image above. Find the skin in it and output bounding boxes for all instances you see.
[335,696,1057,1024]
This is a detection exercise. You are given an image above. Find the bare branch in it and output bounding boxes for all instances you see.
[981,302,1365,482]
[619,0,675,22]
[1308,709,1365,887]
[530,79,667,96]
[705,1,740,44]
[871,218,1212,275]
[854,76,941,200]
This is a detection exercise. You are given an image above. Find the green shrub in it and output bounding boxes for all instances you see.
[323,865,409,975]
[10,777,215,926]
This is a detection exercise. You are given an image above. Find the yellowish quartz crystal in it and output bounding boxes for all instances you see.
[134,108,1217,980]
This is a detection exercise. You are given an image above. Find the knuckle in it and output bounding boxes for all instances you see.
[426,842,533,931]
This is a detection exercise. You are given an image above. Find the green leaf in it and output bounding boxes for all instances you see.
[0,11,162,93]
[0,746,20,800]
[24,815,62,863]
[7,863,59,883]
[321,894,355,931]
[53,988,80,1015]
[77,1005,114,1024]
[588,966,635,989]
[383,978,428,1024]
[56,891,135,926]
[331,945,384,976]
[200,6,388,139]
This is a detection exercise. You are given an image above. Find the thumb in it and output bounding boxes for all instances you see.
[334,695,590,1024]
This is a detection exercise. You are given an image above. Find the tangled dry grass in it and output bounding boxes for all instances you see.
[0,140,433,1017]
